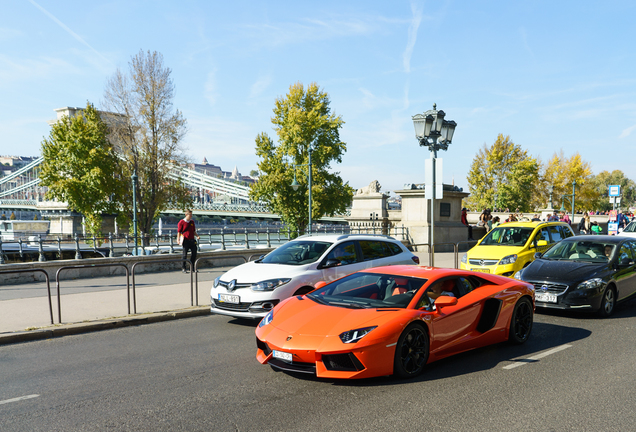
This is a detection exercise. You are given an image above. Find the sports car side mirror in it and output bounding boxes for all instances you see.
[534,252,542,260]
[435,296,458,310]
[314,281,328,290]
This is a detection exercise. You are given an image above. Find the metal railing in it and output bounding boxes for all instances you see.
[0,268,53,324]
[55,264,130,324]
[0,225,413,264]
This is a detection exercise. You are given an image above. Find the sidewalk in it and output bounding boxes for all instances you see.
[0,252,458,345]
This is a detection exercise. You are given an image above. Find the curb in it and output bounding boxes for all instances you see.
[0,306,211,346]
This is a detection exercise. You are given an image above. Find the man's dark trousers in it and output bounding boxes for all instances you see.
[182,238,197,271]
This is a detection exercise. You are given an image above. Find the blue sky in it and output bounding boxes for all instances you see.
[2,1,635,194]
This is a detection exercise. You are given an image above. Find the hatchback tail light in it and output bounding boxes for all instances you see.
[411,256,420,264]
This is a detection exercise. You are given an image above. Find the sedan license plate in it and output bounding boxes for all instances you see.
[535,292,557,303]
[471,268,490,273]
[273,350,293,363]
[218,293,239,304]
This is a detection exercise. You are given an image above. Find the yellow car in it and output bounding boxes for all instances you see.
[460,221,575,277]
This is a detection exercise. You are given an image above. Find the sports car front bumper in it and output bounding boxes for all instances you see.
[255,326,396,379]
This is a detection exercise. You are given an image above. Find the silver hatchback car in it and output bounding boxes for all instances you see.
[210,234,420,319]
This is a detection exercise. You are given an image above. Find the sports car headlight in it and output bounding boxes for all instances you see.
[461,253,467,264]
[339,326,377,344]
[499,254,518,265]
[576,278,604,290]
[213,276,221,288]
[251,278,291,291]
[259,310,274,328]
[513,270,523,280]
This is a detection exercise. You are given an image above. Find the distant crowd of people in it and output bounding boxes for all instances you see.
[461,207,635,239]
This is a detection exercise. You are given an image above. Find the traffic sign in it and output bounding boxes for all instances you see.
[609,185,621,197]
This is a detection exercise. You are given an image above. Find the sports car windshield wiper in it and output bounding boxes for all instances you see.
[307,294,328,305]
[327,301,370,309]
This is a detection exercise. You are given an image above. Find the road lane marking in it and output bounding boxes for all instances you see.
[503,344,572,370]
[0,394,40,405]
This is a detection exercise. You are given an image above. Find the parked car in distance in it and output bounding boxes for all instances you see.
[515,235,636,316]
[210,234,420,319]
[617,220,636,238]
[256,265,534,379]
[460,221,575,277]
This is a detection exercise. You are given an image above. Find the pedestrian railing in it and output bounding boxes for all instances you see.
[0,269,53,324]
[55,264,131,324]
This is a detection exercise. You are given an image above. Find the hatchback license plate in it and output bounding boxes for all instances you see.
[273,350,293,363]
[471,268,490,273]
[218,293,239,304]
[535,292,557,303]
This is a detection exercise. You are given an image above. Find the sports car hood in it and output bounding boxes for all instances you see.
[523,259,607,282]
[219,261,312,283]
[270,296,399,337]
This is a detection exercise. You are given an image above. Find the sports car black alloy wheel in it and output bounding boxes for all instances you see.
[394,323,429,378]
[509,297,533,344]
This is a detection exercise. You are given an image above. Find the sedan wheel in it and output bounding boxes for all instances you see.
[509,297,533,344]
[598,286,616,317]
[393,323,429,379]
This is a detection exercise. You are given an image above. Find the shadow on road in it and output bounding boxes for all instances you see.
[273,321,592,387]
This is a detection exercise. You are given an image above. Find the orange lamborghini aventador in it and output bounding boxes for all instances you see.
[255,265,535,379]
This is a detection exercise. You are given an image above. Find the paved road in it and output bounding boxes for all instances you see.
[2,302,636,431]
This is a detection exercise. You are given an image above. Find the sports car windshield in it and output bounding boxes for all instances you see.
[479,227,533,246]
[260,240,331,265]
[307,272,428,309]
[541,240,614,263]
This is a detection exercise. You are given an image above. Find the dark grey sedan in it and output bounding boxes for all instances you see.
[514,235,636,317]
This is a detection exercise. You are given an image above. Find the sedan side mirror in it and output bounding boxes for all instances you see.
[536,240,548,247]
[534,252,542,260]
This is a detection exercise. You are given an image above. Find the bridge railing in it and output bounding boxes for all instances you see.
[0,224,412,264]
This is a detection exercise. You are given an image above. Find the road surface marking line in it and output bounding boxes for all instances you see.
[0,394,40,405]
[503,344,572,370]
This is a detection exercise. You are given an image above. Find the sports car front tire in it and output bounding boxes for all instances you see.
[393,323,429,379]
[508,297,533,344]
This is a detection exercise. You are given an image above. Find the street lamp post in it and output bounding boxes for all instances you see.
[131,171,139,256]
[412,104,457,267]
[559,180,577,221]
[291,144,314,235]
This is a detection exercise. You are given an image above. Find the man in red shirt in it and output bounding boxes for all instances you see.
[177,210,200,273]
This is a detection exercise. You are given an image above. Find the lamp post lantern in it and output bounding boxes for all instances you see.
[131,171,139,256]
[291,143,314,235]
[412,104,457,266]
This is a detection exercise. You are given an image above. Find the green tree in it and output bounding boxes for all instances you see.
[465,134,539,212]
[591,170,636,211]
[39,102,123,236]
[540,151,595,212]
[103,50,191,236]
[250,82,354,234]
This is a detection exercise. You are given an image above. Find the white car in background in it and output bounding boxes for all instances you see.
[617,221,636,238]
[210,234,420,319]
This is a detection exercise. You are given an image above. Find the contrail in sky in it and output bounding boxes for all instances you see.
[28,0,113,66]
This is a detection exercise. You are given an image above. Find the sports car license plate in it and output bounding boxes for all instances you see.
[471,268,490,273]
[535,292,557,303]
[273,350,293,363]
[218,293,239,304]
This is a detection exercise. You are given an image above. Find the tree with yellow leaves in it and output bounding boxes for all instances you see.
[465,134,539,212]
